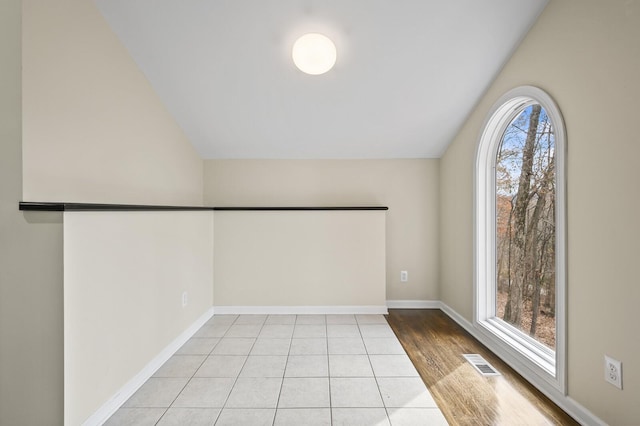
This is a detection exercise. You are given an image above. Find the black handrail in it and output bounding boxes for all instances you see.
[19,202,388,212]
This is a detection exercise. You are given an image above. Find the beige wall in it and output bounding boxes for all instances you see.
[0,1,64,425]
[205,159,439,302]
[64,211,214,425]
[439,0,640,423]
[22,0,203,205]
[214,211,386,309]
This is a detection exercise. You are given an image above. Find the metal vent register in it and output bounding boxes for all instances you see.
[463,354,501,376]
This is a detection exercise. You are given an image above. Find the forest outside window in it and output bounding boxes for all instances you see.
[475,86,566,393]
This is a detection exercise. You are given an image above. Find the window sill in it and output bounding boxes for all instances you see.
[477,317,556,378]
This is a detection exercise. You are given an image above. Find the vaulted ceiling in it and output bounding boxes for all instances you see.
[94,0,547,159]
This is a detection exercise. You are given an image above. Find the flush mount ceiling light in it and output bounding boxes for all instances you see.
[292,33,337,75]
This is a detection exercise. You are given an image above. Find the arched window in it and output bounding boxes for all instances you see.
[475,86,566,393]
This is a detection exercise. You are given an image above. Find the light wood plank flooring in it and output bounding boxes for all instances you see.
[386,309,579,426]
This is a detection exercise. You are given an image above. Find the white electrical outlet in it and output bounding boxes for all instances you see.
[182,291,188,308]
[400,270,408,282]
[604,355,622,389]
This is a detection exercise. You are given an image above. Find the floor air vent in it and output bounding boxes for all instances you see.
[463,354,501,376]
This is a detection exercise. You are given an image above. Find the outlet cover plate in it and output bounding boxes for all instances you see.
[604,355,622,389]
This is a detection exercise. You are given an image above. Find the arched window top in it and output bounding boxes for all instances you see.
[477,86,566,175]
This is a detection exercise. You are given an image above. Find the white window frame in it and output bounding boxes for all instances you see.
[474,86,567,394]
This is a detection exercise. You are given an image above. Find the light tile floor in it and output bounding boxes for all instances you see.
[105,314,448,426]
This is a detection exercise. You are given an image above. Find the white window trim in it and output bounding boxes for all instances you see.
[474,86,567,395]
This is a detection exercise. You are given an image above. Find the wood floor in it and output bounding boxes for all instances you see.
[386,309,579,426]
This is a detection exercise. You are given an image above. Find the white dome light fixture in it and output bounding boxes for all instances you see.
[292,33,337,75]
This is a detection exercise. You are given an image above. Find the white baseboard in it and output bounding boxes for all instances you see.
[386,300,441,309]
[83,307,214,426]
[438,301,476,335]
[438,302,606,426]
[212,305,388,315]
[564,397,608,426]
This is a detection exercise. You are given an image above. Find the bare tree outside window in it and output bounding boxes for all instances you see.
[495,104,556,349]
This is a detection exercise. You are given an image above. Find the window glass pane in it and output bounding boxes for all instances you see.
[495,104,556,350]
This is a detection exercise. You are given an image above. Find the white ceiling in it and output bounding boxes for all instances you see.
[94,0,547,159]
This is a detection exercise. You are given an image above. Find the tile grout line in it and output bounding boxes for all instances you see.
[218,314,268,418]
[325,316,333,426]
[151,316,236,425]
[361,315,392,425]
[192,316,237,421]
[271,314,296,426]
